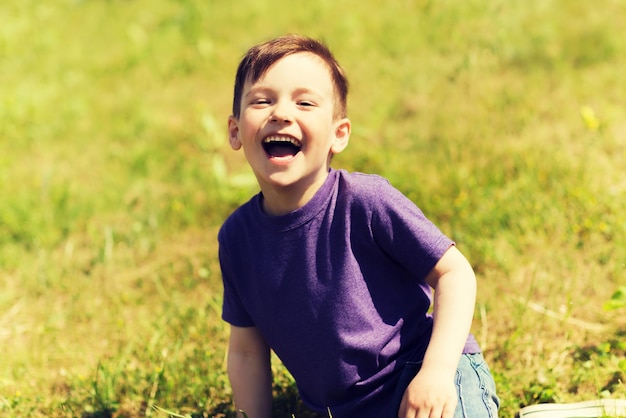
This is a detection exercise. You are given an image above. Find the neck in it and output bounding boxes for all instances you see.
[260,170,330,216]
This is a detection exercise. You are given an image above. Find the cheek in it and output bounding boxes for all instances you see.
[238,122,256,139]
[241,114,266,133]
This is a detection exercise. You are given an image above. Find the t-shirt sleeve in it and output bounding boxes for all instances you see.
[369,180,454,282]
[219,232,255,327]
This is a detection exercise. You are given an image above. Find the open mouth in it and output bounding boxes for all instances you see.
[262,135,302,158]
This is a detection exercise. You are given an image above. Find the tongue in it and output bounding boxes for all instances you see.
[267,143,299,158]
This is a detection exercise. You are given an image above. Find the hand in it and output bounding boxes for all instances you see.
[398,367,458,418]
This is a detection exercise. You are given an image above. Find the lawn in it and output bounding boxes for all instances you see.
[1,0,625,417]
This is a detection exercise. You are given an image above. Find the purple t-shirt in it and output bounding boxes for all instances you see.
[219,169,480,416]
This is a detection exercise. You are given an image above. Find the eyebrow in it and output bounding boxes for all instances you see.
[244,86,326,101]
[292,87,325,99]
[243,86,271,98]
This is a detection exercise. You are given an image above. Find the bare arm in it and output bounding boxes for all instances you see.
[228,325,273,418]
[423,245,477,380]
[399,245,477,418]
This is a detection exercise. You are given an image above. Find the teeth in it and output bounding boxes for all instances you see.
[263,136,301,147]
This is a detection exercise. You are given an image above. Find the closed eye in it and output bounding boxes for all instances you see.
[249,98,271,107]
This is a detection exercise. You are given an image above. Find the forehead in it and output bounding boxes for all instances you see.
[246,52,334,92]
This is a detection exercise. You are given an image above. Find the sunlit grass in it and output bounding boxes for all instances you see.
[1,0,625,416]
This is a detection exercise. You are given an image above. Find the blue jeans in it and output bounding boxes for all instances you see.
[390,353,500,418]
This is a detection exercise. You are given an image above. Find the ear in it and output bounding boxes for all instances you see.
[228,115,242,150]
[331,118,351,154]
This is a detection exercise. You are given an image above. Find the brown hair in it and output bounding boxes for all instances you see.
[231,34,348,119]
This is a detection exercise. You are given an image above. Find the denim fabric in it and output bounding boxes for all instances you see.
[390,353,500,418]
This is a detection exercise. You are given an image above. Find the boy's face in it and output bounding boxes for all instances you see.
[228,52,350,204]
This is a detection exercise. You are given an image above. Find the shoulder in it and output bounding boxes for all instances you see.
[218,194,259,244]
[333,170,436,235]
[334,169,411,213]
[335,169,394,202]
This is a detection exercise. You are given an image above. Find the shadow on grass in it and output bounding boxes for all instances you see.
[80,409,115,418]
[569,328,626,395]
[207,383,328,418]
[79,384,328,417]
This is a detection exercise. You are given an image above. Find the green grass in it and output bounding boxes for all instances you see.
[1,0,625,416]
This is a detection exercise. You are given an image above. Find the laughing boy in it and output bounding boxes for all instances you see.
[219,34,499,418]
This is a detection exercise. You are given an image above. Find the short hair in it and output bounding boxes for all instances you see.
[231,34,348,119]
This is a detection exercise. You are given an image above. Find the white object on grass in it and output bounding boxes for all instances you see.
[519,399,626,418]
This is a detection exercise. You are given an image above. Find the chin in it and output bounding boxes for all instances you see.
[266,173,300,188]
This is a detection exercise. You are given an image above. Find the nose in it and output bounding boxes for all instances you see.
[269,101,292,123]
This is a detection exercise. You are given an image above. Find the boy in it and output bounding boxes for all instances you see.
[219,34,499,418]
